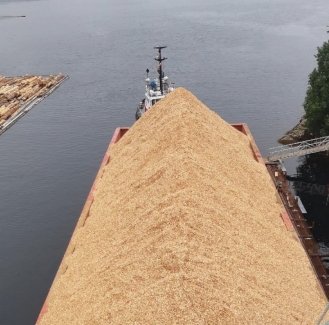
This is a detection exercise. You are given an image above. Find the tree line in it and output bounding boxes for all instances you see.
[304,41,329,137]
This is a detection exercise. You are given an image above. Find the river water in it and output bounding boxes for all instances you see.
[0,0,328,324]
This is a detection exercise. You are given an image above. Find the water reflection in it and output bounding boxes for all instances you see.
[290,153,329,258]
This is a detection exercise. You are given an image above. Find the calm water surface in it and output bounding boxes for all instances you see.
[0,0,328,323]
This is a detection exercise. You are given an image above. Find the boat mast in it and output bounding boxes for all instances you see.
[154,46,167,95]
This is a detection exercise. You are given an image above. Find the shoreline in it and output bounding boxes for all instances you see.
[278,116,309,144]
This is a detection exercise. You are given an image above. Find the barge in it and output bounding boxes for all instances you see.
[36,88,328,324]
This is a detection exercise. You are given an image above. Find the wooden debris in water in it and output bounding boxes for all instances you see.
[0,74,65,126]
[39,88,327,325]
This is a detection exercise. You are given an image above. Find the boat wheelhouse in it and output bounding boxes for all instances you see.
[135,46,175,120]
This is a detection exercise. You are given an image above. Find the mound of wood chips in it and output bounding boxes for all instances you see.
[39,88,326,325]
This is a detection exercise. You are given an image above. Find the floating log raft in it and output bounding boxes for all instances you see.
[0,74,68,134]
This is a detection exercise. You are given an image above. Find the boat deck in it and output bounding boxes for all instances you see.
[266,162,329,299]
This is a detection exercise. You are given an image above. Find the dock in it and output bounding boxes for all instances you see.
[0,74,69,135]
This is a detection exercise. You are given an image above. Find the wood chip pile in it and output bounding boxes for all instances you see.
[0,74,64,126]
[39,88,326,325]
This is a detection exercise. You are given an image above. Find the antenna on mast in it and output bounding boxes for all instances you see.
[154,46,167,95]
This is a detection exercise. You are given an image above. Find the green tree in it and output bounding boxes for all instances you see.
[304,41,329,137]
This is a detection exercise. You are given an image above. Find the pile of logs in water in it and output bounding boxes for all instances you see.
[0,74,68,131]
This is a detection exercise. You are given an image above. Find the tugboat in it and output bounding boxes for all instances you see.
[135,46,175,120]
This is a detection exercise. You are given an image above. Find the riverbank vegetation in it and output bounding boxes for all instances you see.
[303,41,329,137]
[279,40,329,144]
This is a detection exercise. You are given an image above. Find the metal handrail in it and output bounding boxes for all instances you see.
[268,136,329,161]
